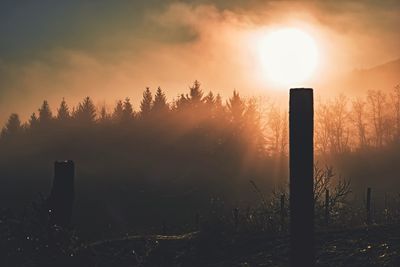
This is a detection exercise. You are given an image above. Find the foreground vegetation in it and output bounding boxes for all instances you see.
[1,198,399,266]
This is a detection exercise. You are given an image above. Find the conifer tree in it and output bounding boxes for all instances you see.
[153,87,169,114]
[204,91,215,106]
[57,98,70,121]
[174,94,189,111]
[213,93,227,122]
[215,94,224,111]
[189,80,203,106]
[74,96,97,123]
[140,87,153,117]
[1,113,22,137]
[38,100,53,124]
[113,100,124,122]
[227,90,245,124]
[99,105,110,123]
[122,97,134,121]
[29,113,39,129]
[204,91,216,117]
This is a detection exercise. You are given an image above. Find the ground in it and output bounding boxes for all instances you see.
[74,224,400,266]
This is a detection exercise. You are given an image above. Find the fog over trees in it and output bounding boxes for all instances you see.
[1,81,399,236]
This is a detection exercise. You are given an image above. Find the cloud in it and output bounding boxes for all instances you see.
[0,1,399,125]
[0,2,257,123]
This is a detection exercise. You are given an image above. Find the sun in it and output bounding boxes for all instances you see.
[259,28,319,87]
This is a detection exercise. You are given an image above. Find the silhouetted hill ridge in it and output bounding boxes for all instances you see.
[343,58,400,94]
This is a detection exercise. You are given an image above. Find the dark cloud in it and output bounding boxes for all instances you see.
[1,0,398,61]
[0,0,170,60]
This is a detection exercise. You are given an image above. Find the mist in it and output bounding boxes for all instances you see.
[0,1,399,125]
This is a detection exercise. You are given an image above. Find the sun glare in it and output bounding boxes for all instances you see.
[259,28,319,87]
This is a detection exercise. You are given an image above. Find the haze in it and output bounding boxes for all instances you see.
[0,0,399,125]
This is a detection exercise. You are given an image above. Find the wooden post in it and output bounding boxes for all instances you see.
[289,88,315,267]
[280,193,286,231]
[325,189,330,226]
[366,187,372,225]
[48,160,75,227]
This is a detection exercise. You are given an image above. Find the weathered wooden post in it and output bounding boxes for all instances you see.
[366,187,372,225]
[280,193,286,231]
[48,160,75,227]
[289,88,314,267]
[325,189,330,226]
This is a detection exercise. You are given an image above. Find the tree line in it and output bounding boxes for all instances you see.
[3,82,399,157]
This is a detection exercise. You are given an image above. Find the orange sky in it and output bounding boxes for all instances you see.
[0,1,399,125]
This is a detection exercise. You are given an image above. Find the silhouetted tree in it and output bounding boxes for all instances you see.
[174,94,189,111]
[38,100,53,125]
[204,91,215,106]
[29,112,39,129]
[314,96,350,155]
[204,91,216,118]
[153,87,169,114]
[391,85,400,141]
[227,90,245,125]
[98,105,110,123]
[351,98,368,148]
[215,93,224,114]
[315,101,331,155]
[1,113,22,138]
[113,100,124,122]
[367,90,387,147]
[122,98,134,122]
[244,98,266,155]
[267,105,283,155]
[74,97,96,124]
[329,95,350,154]
[140,87,153,117]
[188,80,204,109]
[57,98,70,121]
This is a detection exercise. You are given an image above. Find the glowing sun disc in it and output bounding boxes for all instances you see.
[259,28,319,86]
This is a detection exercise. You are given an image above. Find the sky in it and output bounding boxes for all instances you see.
[0,0,399,124]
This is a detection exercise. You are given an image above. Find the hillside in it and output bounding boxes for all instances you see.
[334,58,400,95]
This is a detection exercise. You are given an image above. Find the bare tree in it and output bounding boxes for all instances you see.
[351,98,368,149]
[255,164,351,229]
[391,84,400,142]
[367,90,388,147]
[313,164,351,206]
[329,95,350,154]
[315,100,331,156]
[267,104,287,156]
